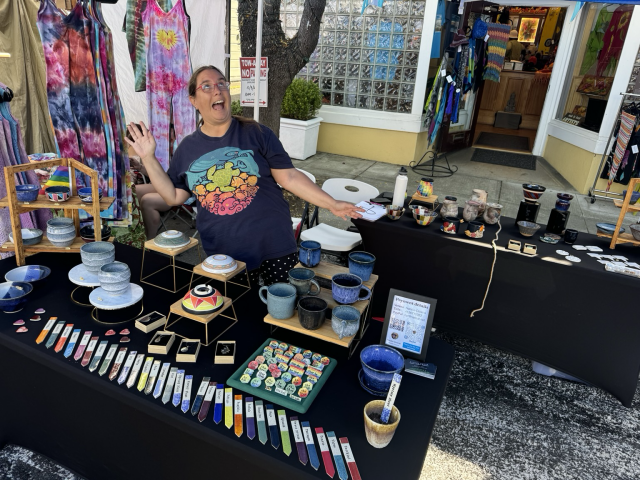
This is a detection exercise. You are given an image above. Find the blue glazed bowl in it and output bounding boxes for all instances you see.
[5,265,51,283]
[45,186,71,202]
[622,190,640,205]
[9,228,43,246]
[46,217,76,247]
[81,241,115,273]
[78,187,103,203]
[79,224,112,243]
[596,223,626,235]
[99,261,131,296]
[16,184,40,202]
[0,281,33,313]
[348,251,376,282]
[360,345,404,392]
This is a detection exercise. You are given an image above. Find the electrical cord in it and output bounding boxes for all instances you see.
[470,219,501,318]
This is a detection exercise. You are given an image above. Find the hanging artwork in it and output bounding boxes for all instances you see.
[518,18,540,43]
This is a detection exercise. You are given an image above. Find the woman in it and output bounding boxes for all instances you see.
[125,65,363,284]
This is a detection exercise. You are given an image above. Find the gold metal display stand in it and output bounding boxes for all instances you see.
[189,261,251,300]
[91,304,145,324]
[140,237,203,293]
[70,286,95,307]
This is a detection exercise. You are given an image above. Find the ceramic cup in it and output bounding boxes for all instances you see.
[442,216,460,234]
[417,177,434,197]
[46,217,76,247]
[364,400,401,448]
[331,305,361,339]
[360,344,404,392]
[467,221,485,233]
[259,282,297,319]
[298,296,328,330]
[564,229,579,245]
[80,241,115,272]
[288,268,320,296]
[348,251,376,282]
[98,261,131,296]
[332,273,372,305]
[299,240,321,268]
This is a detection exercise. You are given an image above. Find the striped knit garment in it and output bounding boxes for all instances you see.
[608,111,637,189]
[482,23,510,83]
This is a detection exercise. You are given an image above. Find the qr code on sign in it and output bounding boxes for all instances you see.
[389,317,405,332]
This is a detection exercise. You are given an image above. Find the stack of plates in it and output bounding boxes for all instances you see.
[202,254,237,274]
[153,230,190,249]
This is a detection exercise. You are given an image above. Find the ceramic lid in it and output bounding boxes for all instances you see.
[182,285,224,314]
[153,230,190,248]
[202,254,237,274]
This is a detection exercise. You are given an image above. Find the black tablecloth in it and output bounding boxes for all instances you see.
[0,245,454,480]
[354,209,640,407]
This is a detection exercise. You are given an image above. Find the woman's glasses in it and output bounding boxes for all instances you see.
[196,82,231,93]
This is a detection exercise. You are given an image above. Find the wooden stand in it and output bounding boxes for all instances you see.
[0,158,114,265]
[409,192,439,207]
[599,178,640,249]
[164,296,236,346]
[140,237,202,293]
[264,261,378,358]
[189,261,251,301]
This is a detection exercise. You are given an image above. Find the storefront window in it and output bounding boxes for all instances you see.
[557,4,634,131]
[284,0,425,113]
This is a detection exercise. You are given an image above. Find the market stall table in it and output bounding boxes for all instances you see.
[354,209,640,407]
[0,245,454,480]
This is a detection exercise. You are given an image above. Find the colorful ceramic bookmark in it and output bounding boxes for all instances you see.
[153,362,170,398]
[224,388,233,429]
[137,357,154,391]
[44,321,65,349]
[81,337,99,367]
[191,377,210,416]
[245,397,255,440]
[53,324,73,353]
[35,318,57,344]
[266,404,280,450]
[198,381,217,422]
[126,354,145,388]
[233,394,243,437]
[64,329,81,358]
[315,428,336,478]
[161,367,178,404]
[213,383,224,424]
[326,432,348,480]
[181,375,193,413]
[117,350,138,384]
[290,417,308,465]
[109,348,128,381]
[302,421,320,471]
[99,344,118,376]
[255,400,267,445]
[145,360,162,395]
[73,331,92,361]
[89,341,108,372]
[278,410,292,456]
[172,370,185,407]
[339,437,362,480]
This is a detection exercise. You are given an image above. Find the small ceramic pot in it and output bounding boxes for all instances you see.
[517,221,540,237]
[298,296,328,330]
[9,228,43,246]
[416,177,434,197]
[78,187,102,203]
[364,400,401,448]
[348,251,376,282]
[360,344,404,392]
[483,203,502,225]
[332,273,372,305]
[98,261,131,296]
[385,205,405,221]
[471,189,488,216]
[182,284,224,314]
[331,305,361,339]
[45,186,71,202]
[16,184,39,202]
[463,200,481,222]
[46,218,76,247]
[442,216,460,234]
[259,282,297,319]
[440,196,458,219]
[81,241,115,272]
[555,199,570,212]
[0,281,33,313]
[564,229,579,244]
[299,240,321,268]
[288,268,320,296]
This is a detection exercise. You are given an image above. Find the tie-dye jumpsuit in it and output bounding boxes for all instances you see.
[143,0,195,171]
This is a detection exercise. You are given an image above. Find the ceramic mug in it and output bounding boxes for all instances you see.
[417,177,434,197]
[348,251,376,281]
[332,273,372,305]
[299,240,321,268]
[331,305,361,339]
[364,400,401,449]
[288,268,320,296]
[98,261,131,296]
[442,216,460,234]
[564,229,579,244]
[259,282,297,319]
[467,221,485,233]
[298,296,328,330]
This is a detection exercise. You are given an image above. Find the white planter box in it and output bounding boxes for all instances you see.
[279,116,323,160]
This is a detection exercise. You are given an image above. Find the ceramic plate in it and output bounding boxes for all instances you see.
[357,369,386,397]
[556,250,569,256]
[5,265,51,283]
[572,245,587,250]
[68,263,100,287]
[89,283,144,310]
[565,255,581,263]
[539,236,559,244]
[586,246,603,252]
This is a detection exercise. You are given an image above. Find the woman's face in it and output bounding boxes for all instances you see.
[189,68,231,127]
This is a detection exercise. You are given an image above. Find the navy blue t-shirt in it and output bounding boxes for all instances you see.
[168,119,297,270]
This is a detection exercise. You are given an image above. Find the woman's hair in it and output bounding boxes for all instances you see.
[188,65,259,129]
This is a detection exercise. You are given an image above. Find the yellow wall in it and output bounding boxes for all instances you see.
[317,123,432,165]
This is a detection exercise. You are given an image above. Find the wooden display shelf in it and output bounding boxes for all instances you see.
[606,178,640,249]
[317,288,368,314]
[264,312,355,348]
[597,231,640,246]
[0,236,113,253]
[613,199,640,212]
[143,237,199,256]
[168,296,233,324]
[192,260,247,282]
[0,194,114,212]
[294,261,378,289]
[410,192,439,205]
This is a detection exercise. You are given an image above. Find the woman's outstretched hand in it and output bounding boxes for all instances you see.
[124,122,156,161]
[329,200,365,220]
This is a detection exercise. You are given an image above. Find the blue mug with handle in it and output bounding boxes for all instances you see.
[348,251,376,282]
[332,273,372,305]
[259,283,297,319]
[299,240,321,267]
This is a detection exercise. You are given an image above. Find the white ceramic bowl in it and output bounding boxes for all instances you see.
[153,230,190,248]
[202,254,237,274]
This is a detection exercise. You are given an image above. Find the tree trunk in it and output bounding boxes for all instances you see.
[238,0,326,136]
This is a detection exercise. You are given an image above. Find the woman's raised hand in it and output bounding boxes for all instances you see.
[124,122,157,162]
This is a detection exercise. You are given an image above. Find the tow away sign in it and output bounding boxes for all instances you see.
[240,57,268,107]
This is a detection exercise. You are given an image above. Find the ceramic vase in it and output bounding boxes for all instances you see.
[462,200,481,222]
[440,196,458,219]
[483,203,503,225]
[471,189,488,216]
[364,400,401,448]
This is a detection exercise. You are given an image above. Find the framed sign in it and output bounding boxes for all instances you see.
[380,289,436,362]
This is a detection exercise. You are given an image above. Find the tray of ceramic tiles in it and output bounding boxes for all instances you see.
[227,338,337,414]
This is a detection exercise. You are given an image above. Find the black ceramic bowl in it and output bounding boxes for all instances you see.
[79,224,112,243]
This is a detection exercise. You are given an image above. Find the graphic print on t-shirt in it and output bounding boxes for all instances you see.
[185,147,260,215]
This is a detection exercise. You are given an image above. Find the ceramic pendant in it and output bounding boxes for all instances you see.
[120,336,130,343]
[30,315,41,322]
[566,255,581,263]
[16,327,28,333]
[13,319,25,326]
[556,250,569,256]
[35,308,45,314]
[105,329,116,336]
[119,329,130,335]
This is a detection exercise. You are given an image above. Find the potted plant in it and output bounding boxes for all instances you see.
[279,78,323,160]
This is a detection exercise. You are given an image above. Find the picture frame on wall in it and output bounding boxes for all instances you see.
[380,289,437,362]
[518,17,540,43]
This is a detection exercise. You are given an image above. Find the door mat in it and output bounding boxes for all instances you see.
[471,149,537,170]
[475,132,531,151]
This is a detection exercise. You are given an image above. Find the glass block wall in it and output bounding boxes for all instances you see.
[282,0,426,113]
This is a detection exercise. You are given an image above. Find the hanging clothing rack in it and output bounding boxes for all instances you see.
[588,92,640,203]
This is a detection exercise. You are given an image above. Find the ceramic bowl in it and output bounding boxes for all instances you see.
[465,230,484,239]
[630,224,640,241]
[414,211,438,226]
[360,345,404,392]
[202,254,238,274]
[99,261,131,296]
[16,184,40,202]
[79,224,112,243]
[45,186,71,202]
[622,190,640,205]
[46,217,76,247]
[596,223,625,235]
[522,184,546,203]
[5,265,51,283]
[517,221,541,237]
[78,187,102,203]
[182,284,224,315]
[81,241,115,272]
[386,205,405,221]
[409,205,430,216]
[9,228,43,246]
[153,230,190,249]
[539,233,561,244]
[0,281,33,313]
